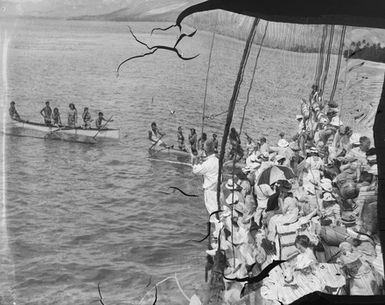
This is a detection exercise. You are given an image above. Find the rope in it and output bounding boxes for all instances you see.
[320,25,335,96]
[315,25,328,89]
[201,32,216,138]
[216,18,260,212]
[329,26,347,104]
[239,22,269,136]
[214,18,259,266]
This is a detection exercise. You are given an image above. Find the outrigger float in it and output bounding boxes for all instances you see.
[10,119,120,140]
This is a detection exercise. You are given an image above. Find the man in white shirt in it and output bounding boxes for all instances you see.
[192,140,219,215]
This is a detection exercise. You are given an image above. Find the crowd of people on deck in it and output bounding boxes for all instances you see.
[9,101,111,129]
[188,85,383,304]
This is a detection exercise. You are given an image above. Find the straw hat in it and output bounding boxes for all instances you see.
[248,154,262,169]
[296,114,304,121]
[278,139,290,148]
[275,155,286,162]
[319,178,333,192]
[322,192,336,202]
[330,116,343,127]
[339,241,353,253]
[340,181,359,199]
[338,251,361,265]
[303,183,315,195]
[225,178,242,191]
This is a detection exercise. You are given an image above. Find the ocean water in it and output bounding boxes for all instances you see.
[0,18,384,305]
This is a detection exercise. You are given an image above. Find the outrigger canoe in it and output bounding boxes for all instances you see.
[11,119,120,140]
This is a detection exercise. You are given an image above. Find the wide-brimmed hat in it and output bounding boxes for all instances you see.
[289,142,301,151]
[296,114,304,121]
[338,251,361,265]
[368,164,378,175]
[330,116,343,127]
[275,155,286,162]
[248,154,262,169]
[278,139,290,148]
[340,181,359,199]
[367,154,377,163]
[260,152,270,160]
[303,183,315,195]
[322,192,336,202]
[349,133,362,146]
[319,116,329,124]
[225,178,242,191]
[319,178,333,192]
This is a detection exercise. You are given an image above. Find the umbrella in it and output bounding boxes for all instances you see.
[257,166,295,185]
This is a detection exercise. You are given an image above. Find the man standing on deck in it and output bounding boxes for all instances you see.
[192,140,219,216]
[40,100,52,126]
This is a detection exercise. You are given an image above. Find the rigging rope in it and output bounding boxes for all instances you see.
[215,18,260,213]
[201,32,216,138]
[320,25,335,97]
[214,18,260,268]
[239,22,269,136]
[314,25,328,89]
[329,26,347,105]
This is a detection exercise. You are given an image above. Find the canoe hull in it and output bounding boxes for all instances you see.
[11,120,120,140]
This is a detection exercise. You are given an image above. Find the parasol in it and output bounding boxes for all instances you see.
[257,165,295,185]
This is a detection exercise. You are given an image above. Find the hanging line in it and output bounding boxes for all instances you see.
[314,25,329,89]
[216,18,260,212]
[201,31,216,138]
[239,22,269,136]
[329,26,347,105]
[215,18,260,261]
[320,25,335,99]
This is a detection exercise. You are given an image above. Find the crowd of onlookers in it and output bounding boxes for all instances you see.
[191,85,383,304]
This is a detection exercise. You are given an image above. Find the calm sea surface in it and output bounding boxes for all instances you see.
[0,18,384,305]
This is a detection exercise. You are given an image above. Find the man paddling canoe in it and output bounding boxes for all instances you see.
[149,122,167,148]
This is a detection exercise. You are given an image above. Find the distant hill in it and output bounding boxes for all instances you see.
[71,4,385,53]
[70,0,199,22]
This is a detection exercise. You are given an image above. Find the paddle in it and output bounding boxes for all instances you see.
[149,134,165,151]
[93,116,113,139]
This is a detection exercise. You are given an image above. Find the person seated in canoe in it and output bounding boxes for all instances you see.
[82,107,92,129]
[176,126,187,151]
[40,100,52,126]
[198,132,208,152]
[52,107,62,126]
[189,128,198,155]
[148,122,167,148]
[9,101,21,121]
[67,103,78,128]
[95,112,112,130]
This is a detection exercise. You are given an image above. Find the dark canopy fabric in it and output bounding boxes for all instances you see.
[176,0,385,29]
